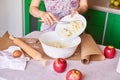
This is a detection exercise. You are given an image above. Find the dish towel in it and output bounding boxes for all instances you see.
[0,46,30,70]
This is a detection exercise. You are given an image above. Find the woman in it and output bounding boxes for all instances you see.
[29,0,88,31]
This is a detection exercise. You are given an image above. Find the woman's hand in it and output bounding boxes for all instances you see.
[38,11,58,25]
[70,10,79,17]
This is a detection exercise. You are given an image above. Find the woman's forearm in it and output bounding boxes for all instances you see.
[29,0,43,18]
[29,6,44,18]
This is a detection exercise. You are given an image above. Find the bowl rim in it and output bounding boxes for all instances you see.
[39,31,81,49]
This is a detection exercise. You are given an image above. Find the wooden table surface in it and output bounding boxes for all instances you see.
[0,31,120,80]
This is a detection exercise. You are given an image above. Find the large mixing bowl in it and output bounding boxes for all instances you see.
[39,31,81,58]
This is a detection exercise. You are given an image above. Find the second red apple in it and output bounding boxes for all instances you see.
[104,46,116,59]
[66,69,82,80]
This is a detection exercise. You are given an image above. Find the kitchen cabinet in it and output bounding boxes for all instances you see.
[104,13,120,49]
[24,0,46,35]
[84,9,106,44]
[84,9,120,49]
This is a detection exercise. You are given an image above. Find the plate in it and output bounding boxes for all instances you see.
[55,14,87,41]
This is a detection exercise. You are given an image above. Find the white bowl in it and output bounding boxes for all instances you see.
[39,31,81,58]
[55,14,87,41]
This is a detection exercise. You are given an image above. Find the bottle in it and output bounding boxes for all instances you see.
[116,56,120,73]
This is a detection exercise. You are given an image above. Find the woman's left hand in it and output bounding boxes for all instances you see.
[70,10,79,17]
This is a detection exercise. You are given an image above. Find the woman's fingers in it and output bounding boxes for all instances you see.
[38,19,44,22]
[46,12,54,25]
[41,15,50,25]
[48,12,58,22]
[70,10,79,17]
[40,12,58,25]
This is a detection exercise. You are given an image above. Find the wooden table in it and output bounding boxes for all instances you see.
[0,31,120,80]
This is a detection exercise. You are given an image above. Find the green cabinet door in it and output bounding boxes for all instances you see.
[84,9,106,44]
[24,0,46,35]
[24,0,31,35]
[104,13,120,49]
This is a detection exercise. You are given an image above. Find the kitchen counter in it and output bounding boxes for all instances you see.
[88,0,120,14]
[0,31,120,80]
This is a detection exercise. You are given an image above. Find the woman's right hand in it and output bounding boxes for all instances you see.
[38,11,58,25]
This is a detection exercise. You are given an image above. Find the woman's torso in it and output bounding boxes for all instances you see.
[41,0,80,31]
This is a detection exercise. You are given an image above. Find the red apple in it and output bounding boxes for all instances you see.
[53,58,67,73]
[66,69,82,80]
[104,46,116,59]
